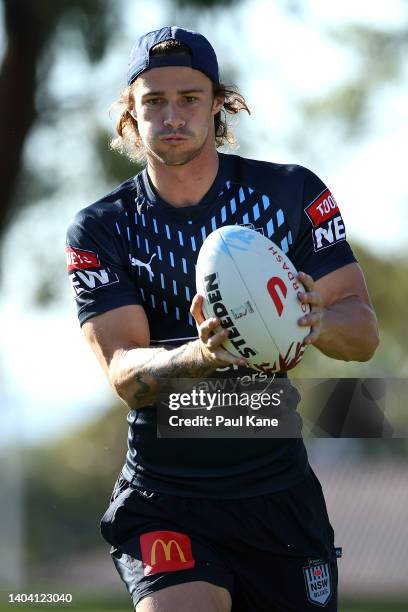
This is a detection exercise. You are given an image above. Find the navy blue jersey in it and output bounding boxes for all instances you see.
[66,153,356,498]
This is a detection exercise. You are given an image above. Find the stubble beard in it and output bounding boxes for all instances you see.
[145,131,209,167]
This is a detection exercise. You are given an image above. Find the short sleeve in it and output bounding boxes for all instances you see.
[289,168,357,281]
[66,207,142,326]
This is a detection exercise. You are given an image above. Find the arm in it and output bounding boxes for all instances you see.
[82,297,246,410]
[298,263,379,362]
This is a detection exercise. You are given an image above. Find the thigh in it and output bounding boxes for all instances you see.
[225,465,339,610]
[111,529,234,610]
[100,482,234,611]
[136,580,232,612]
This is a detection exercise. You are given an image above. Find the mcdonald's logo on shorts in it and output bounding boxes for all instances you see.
[140,530,195,576]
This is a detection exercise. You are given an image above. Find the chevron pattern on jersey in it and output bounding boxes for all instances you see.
[126,180,293,336]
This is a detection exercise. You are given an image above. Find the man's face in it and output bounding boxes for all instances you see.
[131,66,223,166]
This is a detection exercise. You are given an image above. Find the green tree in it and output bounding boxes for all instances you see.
[0,0,239,238]
[0,0,117,235]
[299,23,408,137]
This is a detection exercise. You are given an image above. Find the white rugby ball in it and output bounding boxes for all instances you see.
[195,225,310,373]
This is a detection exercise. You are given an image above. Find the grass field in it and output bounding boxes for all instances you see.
[1,597,408,611]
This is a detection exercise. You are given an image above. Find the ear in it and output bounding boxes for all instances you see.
[212,95,225,115]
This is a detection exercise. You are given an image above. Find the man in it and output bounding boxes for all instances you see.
[66,27,378,612]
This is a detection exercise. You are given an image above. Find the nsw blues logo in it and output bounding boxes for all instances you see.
[303,561,332,606]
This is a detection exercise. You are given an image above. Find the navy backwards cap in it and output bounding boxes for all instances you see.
[127,26,220,86]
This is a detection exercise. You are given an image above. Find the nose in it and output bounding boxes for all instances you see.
[163,102,186,130]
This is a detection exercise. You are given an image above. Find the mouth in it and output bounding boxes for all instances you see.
[160,135,188,143]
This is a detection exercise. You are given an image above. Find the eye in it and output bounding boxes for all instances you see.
[185,96,198,103]
[145,98,163,106]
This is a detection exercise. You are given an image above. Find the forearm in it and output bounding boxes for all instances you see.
[111,340,215,410]
[314,296,379,361]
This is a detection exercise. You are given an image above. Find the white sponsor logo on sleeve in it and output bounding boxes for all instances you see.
[69,268,119,296]
[312,216,346,251]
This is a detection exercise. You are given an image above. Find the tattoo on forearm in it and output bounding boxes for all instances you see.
[132,341,214,409]
[159,342,215,379]
[133,374,154,409]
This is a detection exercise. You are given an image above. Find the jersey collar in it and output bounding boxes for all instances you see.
[138,153,231,217]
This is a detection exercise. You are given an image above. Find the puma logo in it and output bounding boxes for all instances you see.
[130,253,156,277]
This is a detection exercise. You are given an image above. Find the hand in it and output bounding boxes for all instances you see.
[190,294,247,368]
[297,271,324,345]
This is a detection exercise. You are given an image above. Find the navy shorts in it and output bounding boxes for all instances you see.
[100,465,338,611]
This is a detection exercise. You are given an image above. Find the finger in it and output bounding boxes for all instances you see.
[201,326,248,367]
[297,271,314,290]
[206,327,229,350]
[212,346,248,367]
[218,352,248,367]
[298,311,322,327]
[303,327,321,345]
[297,290,322,308]
[199,317,221,343]
[190,294,206,326]
[199,319,216,344]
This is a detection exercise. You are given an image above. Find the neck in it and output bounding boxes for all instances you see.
[146,146,220,208]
